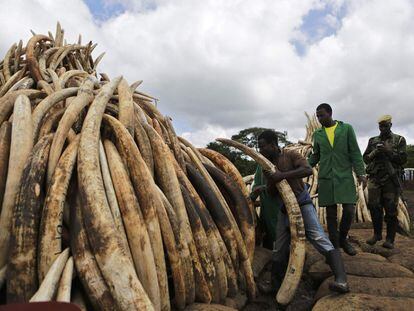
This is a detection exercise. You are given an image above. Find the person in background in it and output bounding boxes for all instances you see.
[250,166,279,250]
[363,115,407,249]
[308,103,367,256]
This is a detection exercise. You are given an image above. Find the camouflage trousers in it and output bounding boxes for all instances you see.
[367,179,399,219]
[367,179,400,240]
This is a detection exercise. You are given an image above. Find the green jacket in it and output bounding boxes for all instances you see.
[308,121,365,206]
[252,166,282,242]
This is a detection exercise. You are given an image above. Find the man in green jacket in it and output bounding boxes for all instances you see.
[308,103,367,256]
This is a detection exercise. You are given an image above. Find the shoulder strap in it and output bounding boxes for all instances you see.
[391,134,402,146]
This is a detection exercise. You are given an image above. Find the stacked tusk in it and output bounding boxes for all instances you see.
[0,23,258,310]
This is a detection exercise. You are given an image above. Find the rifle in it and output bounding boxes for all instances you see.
[384,159,406,203]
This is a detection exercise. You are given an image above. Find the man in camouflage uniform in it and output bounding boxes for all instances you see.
[363,115,407,249]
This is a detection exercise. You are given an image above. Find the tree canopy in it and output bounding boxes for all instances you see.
[406,145,414,168]
[206,127,291,176]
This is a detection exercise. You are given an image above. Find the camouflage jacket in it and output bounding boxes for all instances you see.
[363,132,407,183]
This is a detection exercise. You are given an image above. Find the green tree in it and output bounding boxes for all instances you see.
[206,141,257,176]
[206,127,291,176]
[231,127,291,149]
[406,145,414,168]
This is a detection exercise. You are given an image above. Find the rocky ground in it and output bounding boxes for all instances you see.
[243,227,414,310]
[242,188,414,311]
[2,190,413,310]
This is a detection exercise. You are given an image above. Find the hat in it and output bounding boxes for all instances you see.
[378,114,392,123]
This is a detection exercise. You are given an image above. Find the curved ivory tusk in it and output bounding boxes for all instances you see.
[78,77,154,310]
[56,256,74,302]
[8,134,53,302]
[47,76,94,183]
[2,43,17,82]
[39,47,59,81]
[38,136,79,281]
[0,95,33,270]
[59,70,88,89]
[30,248,70,302]
[8,77,34,92]
[31,87,79,142]
[26,34,52,82]
[0,67,26,97]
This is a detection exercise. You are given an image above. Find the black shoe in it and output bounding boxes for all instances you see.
[258,279,281,295]
[382,240,394,249]
[326,249,350,294]
[329,281,350,293]
[259,259,285,295]
[384,217,397,249]
[340,239,357,256]
[369,207,383,245]
[366,235,382,246]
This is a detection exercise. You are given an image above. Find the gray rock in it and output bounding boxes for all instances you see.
[224,292,247,310]
[185,303,237,310]
[389,247,414,272]
[312,293,414,311]
[252,247,272,279]
[315,275,414,301]
[309,258,413,283]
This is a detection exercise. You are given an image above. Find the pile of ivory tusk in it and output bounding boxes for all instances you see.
[246,112,411,234]
[0,23,258,310]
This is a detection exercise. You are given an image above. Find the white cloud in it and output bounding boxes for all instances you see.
[1,0,413,150]
[181,124,238,148]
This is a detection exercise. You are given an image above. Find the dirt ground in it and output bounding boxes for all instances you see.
[243,186,414,311]
[242,275,315,311]
[2,189,413,309]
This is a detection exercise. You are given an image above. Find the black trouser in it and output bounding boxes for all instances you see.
[262,233,274,250]
[325,204,355,248]
[368,180,399,242]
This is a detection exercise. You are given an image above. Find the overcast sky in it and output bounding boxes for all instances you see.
[1,0,413,148]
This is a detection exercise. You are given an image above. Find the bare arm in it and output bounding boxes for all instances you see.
[264,151,313,185]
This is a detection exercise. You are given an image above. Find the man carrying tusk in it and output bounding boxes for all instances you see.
[254,130,349,295]
[363,115,407,249]
[308,103,367,256]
